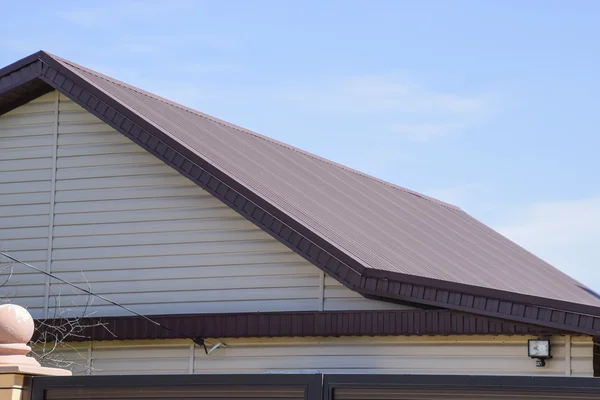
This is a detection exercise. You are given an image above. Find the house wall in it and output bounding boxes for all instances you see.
[0,91,411,318]
[42,335,594,377]
[0,93,56,316]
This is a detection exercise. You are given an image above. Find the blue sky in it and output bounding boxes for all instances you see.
[2,0,599,290]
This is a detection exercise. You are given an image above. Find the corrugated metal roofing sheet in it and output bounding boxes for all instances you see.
[44,54,600,309]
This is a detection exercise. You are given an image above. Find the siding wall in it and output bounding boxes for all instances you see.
[0,91,411,317]
[0,92,57,317]
[323,275,411,310]
[40,335,594,377]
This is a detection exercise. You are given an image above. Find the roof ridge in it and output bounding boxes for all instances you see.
[56,57,461,212]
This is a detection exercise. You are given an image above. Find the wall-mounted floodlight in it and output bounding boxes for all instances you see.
[528,339,551,367]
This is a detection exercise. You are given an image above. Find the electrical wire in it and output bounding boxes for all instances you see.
[0,251,218,353]
[1,250,167,329]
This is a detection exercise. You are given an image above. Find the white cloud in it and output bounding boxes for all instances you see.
[116,35,241,55]
[57,3,240,52]
[0,39,40,53]
[280,76,489,116]
[58,9,107,26]
[276,75,494,142]
[387,122,465,142]
[420,185,600,291]
[173,63,243,74]
[0,39,75,56]
[58,1,192,27]
[348,145,413,177]
[279,75,490,116]
[495,197,600,291]
[423,183,504,217]
[424,183,482,208]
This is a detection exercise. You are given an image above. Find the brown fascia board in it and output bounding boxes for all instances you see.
[0,58,53,115]
[0,51,44,77]
[35,309,568,342]
[2,51,600,336]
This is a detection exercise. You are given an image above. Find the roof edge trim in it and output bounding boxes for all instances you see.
[0,51,43,77]
[0,57,52,115]
[362,268,600,319]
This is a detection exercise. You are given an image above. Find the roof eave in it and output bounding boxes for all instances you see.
[35,309,569,342]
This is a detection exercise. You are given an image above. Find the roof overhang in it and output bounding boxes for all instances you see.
[2,51,600,337]
[35,309,567,342]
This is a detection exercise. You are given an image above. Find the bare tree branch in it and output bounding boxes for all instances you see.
[0,250,113,373]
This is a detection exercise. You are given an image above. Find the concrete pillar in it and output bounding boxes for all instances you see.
[0,304,70,400]
[0,374,29,400]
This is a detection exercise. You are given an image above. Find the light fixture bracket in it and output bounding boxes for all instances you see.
[193,337,209,354]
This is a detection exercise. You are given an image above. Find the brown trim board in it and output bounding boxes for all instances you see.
[0,58,53,115]
[35,309,567,342]
[2,51,600,336]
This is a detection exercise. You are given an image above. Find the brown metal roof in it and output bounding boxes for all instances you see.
[49,54,598,303]
[36,309,566,342]
[3,51,600,336]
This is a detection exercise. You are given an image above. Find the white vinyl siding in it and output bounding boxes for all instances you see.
[39,335,594,377]
[323,275,413,310]
[0,92,56,318]
[0,91,411,317]
[49,93,318,316]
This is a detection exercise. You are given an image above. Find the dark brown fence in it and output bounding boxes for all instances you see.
[32,375,321,400]
[324,375,600,400]
[32,374,600,400]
